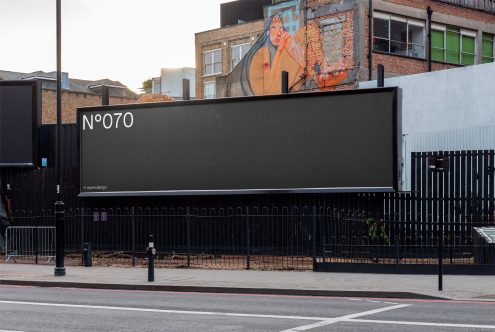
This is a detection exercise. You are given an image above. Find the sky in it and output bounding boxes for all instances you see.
[0,0,232,92]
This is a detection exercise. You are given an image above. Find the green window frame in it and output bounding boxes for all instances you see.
[431,29,445,62]
[482,33,494,64]
[431,25,476,65]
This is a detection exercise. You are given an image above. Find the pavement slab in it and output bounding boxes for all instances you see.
[1,263,494,301]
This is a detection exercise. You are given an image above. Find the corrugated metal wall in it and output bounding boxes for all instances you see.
[402,127,495,190]
[360,62,495,191]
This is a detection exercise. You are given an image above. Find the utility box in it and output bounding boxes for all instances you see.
[473,227,495,264]
[82,242,93,267]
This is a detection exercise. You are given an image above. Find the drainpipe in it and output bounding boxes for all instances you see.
[427,6,433,72]
[368,0,373,80]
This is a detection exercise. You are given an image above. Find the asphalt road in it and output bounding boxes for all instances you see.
[1,285,494,331]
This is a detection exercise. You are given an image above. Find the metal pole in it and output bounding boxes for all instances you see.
[54,0,66,277]
[148,234,154,282]
[368,0,373,80]
[80,211,84,266]
[438,164,444,291]
[281,71,289,94]
[182,79,190,101]
[101,85,109,106]
[312,206,317,272]
[246,207,250,270]
[131,207,136,267]
[186,208,190,267]
[427,7,433,72]
[377,64,384,87]
[35,225,39,265]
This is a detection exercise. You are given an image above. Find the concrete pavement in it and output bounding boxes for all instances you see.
[0,263,494,301]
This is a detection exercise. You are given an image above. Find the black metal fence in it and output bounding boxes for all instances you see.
[4,203,494,273]
[1,124,494,273]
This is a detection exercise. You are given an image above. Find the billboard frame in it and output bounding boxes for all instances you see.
[0,80,41,168]
[78,87,400,197]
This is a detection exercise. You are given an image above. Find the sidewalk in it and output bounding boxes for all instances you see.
[0,263,494,301]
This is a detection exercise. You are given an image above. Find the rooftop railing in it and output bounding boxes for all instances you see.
[434,0,495,14]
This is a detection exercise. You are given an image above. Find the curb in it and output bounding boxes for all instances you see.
[0,279,446,300]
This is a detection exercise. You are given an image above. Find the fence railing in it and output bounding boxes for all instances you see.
[4,226,55,263]
[4,207,494,271]
[434,0,495,13]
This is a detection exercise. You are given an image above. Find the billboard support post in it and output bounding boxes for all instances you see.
[182,79,190,101]
[281,71,289,93]
[54,0,66,277]
[377,64,385,87]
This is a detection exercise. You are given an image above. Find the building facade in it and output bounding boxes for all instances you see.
[195,0,495,99]
[151,67,196,100]
[0,70,138,124]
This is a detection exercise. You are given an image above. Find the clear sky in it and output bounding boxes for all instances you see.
[0,0,232,92]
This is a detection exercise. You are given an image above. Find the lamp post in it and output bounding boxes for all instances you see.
[54,0,66,277]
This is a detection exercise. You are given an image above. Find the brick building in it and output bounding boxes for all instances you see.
[0,70,138,124]
[195,0,495,99]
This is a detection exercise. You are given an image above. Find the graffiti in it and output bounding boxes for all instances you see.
[266,0,302,35]
[223,1,353,97]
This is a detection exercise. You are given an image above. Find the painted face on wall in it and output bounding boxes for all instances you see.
[269,16,284,46]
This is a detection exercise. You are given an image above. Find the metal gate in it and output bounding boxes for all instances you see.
[5,226,55,263]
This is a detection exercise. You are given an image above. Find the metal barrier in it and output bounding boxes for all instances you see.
[5,226,55,263]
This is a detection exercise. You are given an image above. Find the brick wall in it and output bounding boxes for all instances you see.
[196,0,494,90]
[195,20,265,99]
[384,0,495,24]
[41,89,137,124]
[363,0,492,78]
[372,52,460,76]
[307,9,357,90]
[307,0,342,10]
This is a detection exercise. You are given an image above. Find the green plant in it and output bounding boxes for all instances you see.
[366,218,390,244]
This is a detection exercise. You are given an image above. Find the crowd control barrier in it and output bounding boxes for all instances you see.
[5,226,55,263]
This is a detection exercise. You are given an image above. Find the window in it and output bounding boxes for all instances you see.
[231,43,251,70]
[431,25,476,65]
[152,79,161,94]
[482,33,494,63]
[203,49,222,76]
[373,12,425,58]
[203,81,215,99]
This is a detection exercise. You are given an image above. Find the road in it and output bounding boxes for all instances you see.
[1,285,494,331]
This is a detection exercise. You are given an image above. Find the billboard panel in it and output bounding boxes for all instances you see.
[79,88,400,196]
[0,81,40,167]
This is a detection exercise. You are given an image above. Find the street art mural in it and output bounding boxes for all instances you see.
[222,0,355,97]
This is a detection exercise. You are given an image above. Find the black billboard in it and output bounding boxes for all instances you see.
[0,81,41,167]
[78,87,400,197]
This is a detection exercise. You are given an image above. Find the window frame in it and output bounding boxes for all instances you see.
[372,12,426,59]
[203,81,216,99]
[230,42,251,71]
[482,32,494,63]
[431,24,477,65]
[203,48,222,77]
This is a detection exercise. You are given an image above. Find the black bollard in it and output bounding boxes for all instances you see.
[148,235,155,282]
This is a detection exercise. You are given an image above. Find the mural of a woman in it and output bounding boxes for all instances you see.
[239,13,348,96]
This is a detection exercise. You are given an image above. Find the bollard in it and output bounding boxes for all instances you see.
[83,242,92,267]
[148,235,155,282]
